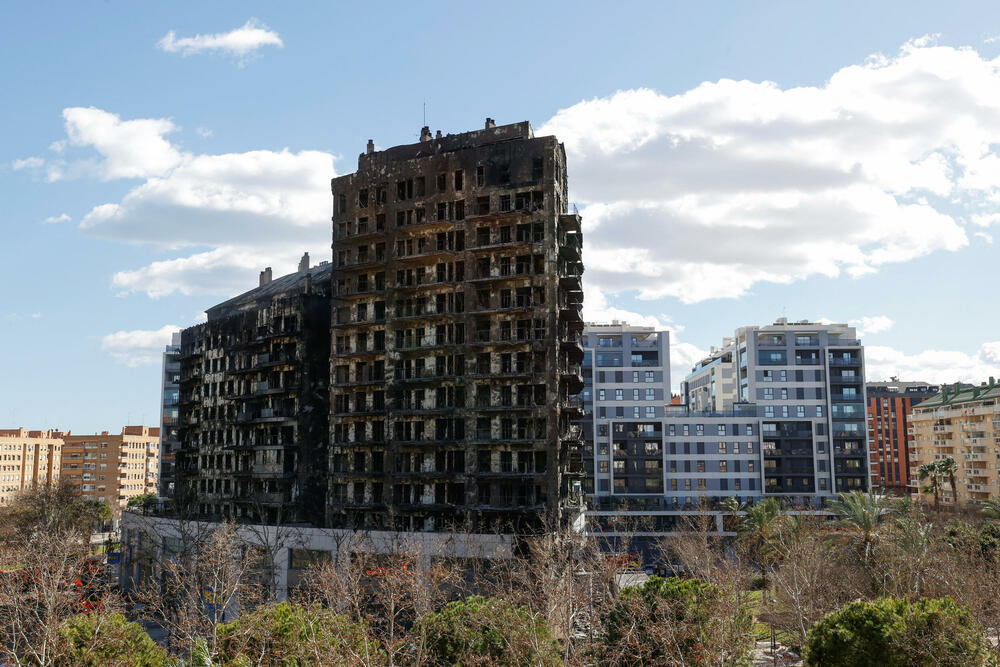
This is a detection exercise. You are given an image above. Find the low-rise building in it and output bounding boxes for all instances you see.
[61,426,159,511]
[908,379,1000,505]
[0,428,62,505]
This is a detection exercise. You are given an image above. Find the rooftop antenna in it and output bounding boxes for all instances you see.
[423,101,426,127]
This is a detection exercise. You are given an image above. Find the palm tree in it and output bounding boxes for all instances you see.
[827,490,889,563]
[729,497,783,587]
[918,462,942,514]
[936,457,958,508]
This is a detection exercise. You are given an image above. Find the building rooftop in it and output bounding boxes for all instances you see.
[206,258,332,321]
[914,379,999,409]
[867,380,939,395]
[355,120,536,170]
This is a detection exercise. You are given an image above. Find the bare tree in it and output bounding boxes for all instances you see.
[134,519,268,661]
[0,484,122,666]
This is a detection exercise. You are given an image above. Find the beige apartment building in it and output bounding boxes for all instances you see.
[0,428,63,505]
[908,380,1000,505]
[61,426,160,512]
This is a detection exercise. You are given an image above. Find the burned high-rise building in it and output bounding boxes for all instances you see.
[174,255,332,525]
[328,120,585,532]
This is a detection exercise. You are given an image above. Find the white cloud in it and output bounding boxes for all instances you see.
[12,156,44,170]
[57,107,182,181]
[866,341,1000,385]
[20,105,336,297]
[80,147,334,248]
[42,213,71,224]
[974,231,994,243]
[849,315,894,337]
[111,247,296,298]
[196,127,213,138]
[101,325,180,366]
[157,19,282,65]
[538,38,1000,304]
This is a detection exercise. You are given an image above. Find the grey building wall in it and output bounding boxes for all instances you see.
[579,324,670,498]
[158,332,181,497]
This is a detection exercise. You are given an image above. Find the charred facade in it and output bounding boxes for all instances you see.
[328,120,585,532]
[174,257,332,525]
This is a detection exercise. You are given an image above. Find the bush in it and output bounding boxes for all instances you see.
[805,596,994,666]
[56,612,166,666]
[601,576,753,666]
[216,602,381,666]
[414,595,562,666]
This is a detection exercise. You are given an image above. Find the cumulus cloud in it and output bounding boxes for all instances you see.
[101,325,180,366]
[111,247,297,298]
[866,341,1000,385]
[849,315,894,337]
[538,38,1000,304]
[23,105,337,297]
[42,213,71,224]
[157,19,282,65]
[57,107,182,181]
[80,147,333,248]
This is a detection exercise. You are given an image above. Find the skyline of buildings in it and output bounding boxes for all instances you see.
[4,116,998,531]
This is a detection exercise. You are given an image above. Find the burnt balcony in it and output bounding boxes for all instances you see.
[333,369,386,387]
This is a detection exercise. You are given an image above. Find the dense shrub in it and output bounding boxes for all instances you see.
[216,601,381,666]
[805,596,994,666]
[414,595,562,666]
[56,612,166,667]
[601,576,753,666]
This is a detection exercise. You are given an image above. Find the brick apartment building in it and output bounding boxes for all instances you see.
[0,428,62,505]
[61,426,160,512]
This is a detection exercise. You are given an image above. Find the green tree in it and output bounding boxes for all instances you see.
[601,576,753,666]
[981,498,1000,520]
[415,596,562,667]
[918,463,942,514]
[216,601,381,666]
[127,493,157,509]
[805,597,994,666]
[55,612,166,666]
[828,491,889,563]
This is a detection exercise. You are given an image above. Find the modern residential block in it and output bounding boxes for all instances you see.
[328,119,585,533]
[0,428,62,505]
[61,426,159,511]
[578,323,670,497]
[586,319,870,534]
[866,380,939,493]
[729,319,869,498]
[908,379,1000,505]
[684,342,736,412]
[174,257,332,525]
[159,332,181,497]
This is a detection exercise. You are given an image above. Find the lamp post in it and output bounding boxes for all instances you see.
[770,597,777,666]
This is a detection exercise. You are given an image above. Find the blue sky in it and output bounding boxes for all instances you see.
[4,1,1000,432]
